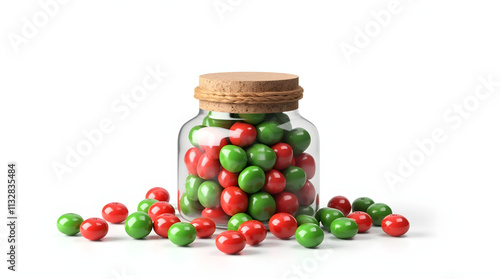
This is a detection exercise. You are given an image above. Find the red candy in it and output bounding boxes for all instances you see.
[347,211,373,233]
[238,220,267,245]
[263,169,286,194]
[269,213,297,239]
[220,186,248,216]
[216,231,246,254]
[271,143,294,170]
[196,153,220,180]
[190,218,216,238]
[198,128,228,160]
[184,147,203,176]
[80,218,108,241]
[146,187,170,202]
[327,195,352,216]
[101,202,128,224]
[153,213,180,238]
[295,180,316,206]
[148,201,175,221]
[274,191,299,215]
[202,206,230,224]
[229,122,257,147]
[218,168,239,188]
[381,214,410,237]
[294,153,316,179]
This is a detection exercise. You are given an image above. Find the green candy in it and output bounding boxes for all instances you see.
[180,193,203,217]
[125,212,153,239]
[296,205,315,217]
[239,113,265,125]
[219,145,247,173]
[185,175,204,201]
[314,207,328,222]
[330,217,358,239]
[246,144,276,171]
[238,166,265,193]
[203,112,235,129]
[284,128,311,155]
[197,181,222,208]
[320,208,345,232]
[137,198,158,213]
[266,113,292,131]
[366,203,392,226]
[247,192,276,221]
[352,197,375,212]
[168,222,197,246]
[296,214,320,226]
[57,213,83,236]
[282,166,307,192]
[188,125,205,148]
[256,121,283,145]
[228,213,253,231]
[295,224,324,248]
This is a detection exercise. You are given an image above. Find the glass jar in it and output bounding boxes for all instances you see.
[178,72,319,228]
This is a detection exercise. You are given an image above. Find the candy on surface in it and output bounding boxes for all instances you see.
[179,193,203,217]
[295,223,324,248]
[271,143,294,170]
[125,212,153,239]
[330,217,359,239]
[219,145,248,173]
[190,218,216,238]
[295,180,316,206]
[284,127,311,155]
[327,195,352,216]
[218,168,239,188]
[196,153,221,180]
[238,166,266,194]
[102,202,129,224]
[247,192,276,221]
[184,147,203,176]
[146,187,170,202]
[246,143,277,172]
[263,169,286,195]
[320,208,345,232]
[202,206,230,224]
[153,213,180,238]
[228,213,253,231]
[57,213,84,236]
[296,214,320,226]
[294,153,316,179]
[229,122,257,147]
[269,213,298,239]
[381,214,409,237]
[256,121,283,145]
[282,166,307,192]
[197,181,223,208]
[185,175,204,201]
[366,203,393,226]
[237,220,267,245]
[238,113,265,125]
[137,198,159,213]
[148,201,175,221]
[347,211,373,233]
[352,197,375,212]
[216,231,246,254]
[168,222,197,246]
[220,186,249,216]
[274,191,299,215]
[80,218,108,241]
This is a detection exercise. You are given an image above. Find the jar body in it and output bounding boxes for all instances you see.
[178,109,319,228]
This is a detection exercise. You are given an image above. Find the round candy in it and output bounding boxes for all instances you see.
[284,128,311,155]
[246,144,277,171]
[168,222,197,246]
[327,195,351,216]
[137,198,158,213]
[80,218,108,241]
[202,206,230,224]
[190,218,216,238]
[102,202,129,224]
[263,169,286,194]
[296,214,319,226]
[229,122,257,147]
[314,207,328,222]
[216,231,246,254]
[238,220,267,245]
[188,125,205,148]
[282,166,307,192]
[196,153,220,180]
[320,208,345,232]
[295,180,316,206]
[228,213,253,231]
[125,212,153,239]
[185,175,204,201]
[218,168,239,188]
[296,205,315,217]
[239,113,265,125]
[238,166,265,194]
[294,153,316,179]
[366,203,393,226]
[184,147,202,176]
[146,187,170,202]
[197,181,223,208]
[198,131,228,160]
[203,112,235,129]
[274,191,299,215]
[295,223,324,248]
[148,201,175,221]
[57,213,83,236]
[269,213,297,239]
[330,217,358,239]
[352,197,375,212]
[256,121,283,145]
[153,213,180,238]
[247,192,276,221]
[219,145,247,173]
[179,193,203,217]
[347,211,373,233]
[381,214,410,237]
[221,186,248,216]
[271,143,294,170]
[266,113,292,131]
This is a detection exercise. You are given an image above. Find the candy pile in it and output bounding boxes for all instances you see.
[57,188,410,254]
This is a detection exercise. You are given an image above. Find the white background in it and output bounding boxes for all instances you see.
[1,1,500,279]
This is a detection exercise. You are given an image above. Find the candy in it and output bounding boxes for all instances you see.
[190,218,216,238]
[185,175,204,201]
[296,205,315,216]
[269,213,297,239]
[271,143,294,170]
[347,211,372,233]
[314,207,328,222]
[247,192,276,221]
[197,181,223,208]
[202,206,230,224]
[366,203,392,226]
[381,214,409,237]
[102,202,129,224]
[256,121,283,145]
[274,191,299,215]
[203,112,236,129]
[146,187,170,202]
[218,168,239,188]
[238,113,265,125]
[295,180,316,206]
[216,231,246,254]
[352,197,375,212]
[148,201,175,221]
[57,213,83,236]
[125,212,153,239]
[184,147,202,176]
[246,144,277,171]
[228,213,253,231]
[282,166,307,192]
[284,128,311,155]
[198,129,228,160]
[168,222,197,246]
[219,145,248,173]
[229,122,257,147]
[237,220,267,245]
[294,153,316,179]
[296,214,319,226]
[80,218,108,241]
[137,198,159,213]
[320,208,345,232]
[196,153,220,180]
[238,166,265,194]
[188,125,205,148]
[327,196,351,216]
[266,113,292,131]
[263,169,286,194]
[330,217,358,239]
[295,224,324,248]
[179,193,203,216]
[153,213,180,238]
[220,186,249,216]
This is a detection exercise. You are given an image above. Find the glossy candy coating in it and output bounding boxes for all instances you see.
[153,213,180,238]
[146,187,170,202]
[237,220,267,245]
[218,168,239,188]
[188,125,205,148]
[296,214,320,226]
[330,217,359,239]
[282,166,307,192]
[269,213,298,239]
[263,169,286,194]
[203,112,236,129]
[246,144,277,172]
[80,218,108,241]
[295,180,316,206]
[185,175,204,201]
[197,181,223,208]
[202,206,230,224]
[366,203,393,226]
[168,222,197,246]
[125,212,153,239]
[229,122,257,147]
[184,147,203,176]
[381,214,409,236]
[190,218,216,238]
[196,153,221,180]
[274,191,299,215]
[137,199,159,213]
[284,128,311,155]
[347,211,373,233]
[295,224,324,248]
[320,208,345,232]
[256,121,283,145]
[221,186,248,216]
[228,213,253,231]
[102,202,129,224]
[296,205,315,216]
[216,231,246,254]
[239,113,265,125]
[314,207,328,222]
[266,113,292,131]
[352,197,375,212]
[294,153,316,179]
[148,201,175,221]
[238,166,265,194]
[179,193,203,217]
[57,213,84,236]
[219,145,248,173]
[198,130,228,160]
[271,143,294,170]
[247,192,276,221]
[327,196,352,216]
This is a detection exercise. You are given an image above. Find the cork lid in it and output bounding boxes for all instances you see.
[194,72,303,113]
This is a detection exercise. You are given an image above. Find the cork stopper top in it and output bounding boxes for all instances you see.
[194,72,303,113]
